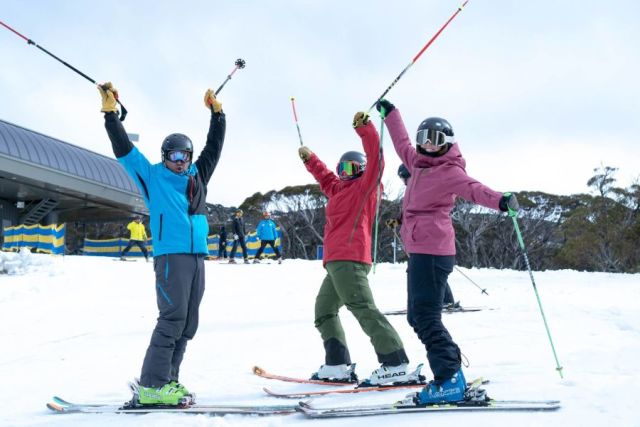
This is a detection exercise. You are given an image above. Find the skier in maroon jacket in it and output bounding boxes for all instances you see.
[377,99,519,405]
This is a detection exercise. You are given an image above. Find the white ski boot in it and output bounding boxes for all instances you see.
[310,363,358,383]
[363,363,425,386]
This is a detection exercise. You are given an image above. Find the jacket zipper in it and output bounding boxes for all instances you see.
[158,214,163,241]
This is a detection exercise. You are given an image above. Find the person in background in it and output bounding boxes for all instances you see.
[377,98,519,405]
[229,209,249,264]
[297,111,420,387]
[253,211,282,264]
[218,225,228,259]
[98,82,226,406]
[121,216,149,261]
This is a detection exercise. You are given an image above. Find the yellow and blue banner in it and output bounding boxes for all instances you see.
[83,238,153,257]
[2,223,65,254]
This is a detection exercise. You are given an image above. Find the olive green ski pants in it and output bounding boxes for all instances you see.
[314,261,408,366]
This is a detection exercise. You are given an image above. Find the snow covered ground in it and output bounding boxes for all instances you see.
[0,253,638,426]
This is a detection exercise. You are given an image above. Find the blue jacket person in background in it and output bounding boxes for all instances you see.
[99,83,225,406]
[253,211,282,263]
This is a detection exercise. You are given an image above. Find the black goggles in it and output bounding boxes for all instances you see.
[167,150,192,162]
[415,129,452,148]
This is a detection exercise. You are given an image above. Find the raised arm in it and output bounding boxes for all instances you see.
[353,112,384,189]
[298,147,342,198]
[377,100,416,169]
[195,89,226,184]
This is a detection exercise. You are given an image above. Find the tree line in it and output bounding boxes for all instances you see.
[236,166,639,273]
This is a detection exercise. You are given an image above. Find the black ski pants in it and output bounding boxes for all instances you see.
[230,236,248,260]
[255,239,281,259]
[122,239,149,258]
[140,253,205,387]
[406,253,461,381]
[218,240,227,258]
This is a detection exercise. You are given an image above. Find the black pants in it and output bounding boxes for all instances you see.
[218,240,227,258]
[444,282,455,305]
[230,236,248,259]
[406,253,460,381]
[122,239,148,258]
[255,239,281,259]
[140,254,205,387]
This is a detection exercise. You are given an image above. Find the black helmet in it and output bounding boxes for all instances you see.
[397,164,410,184]
[336,151,366,181]
[415,117,454,152]
[161,133,193,162]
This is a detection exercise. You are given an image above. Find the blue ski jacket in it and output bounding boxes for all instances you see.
[256,219,278,241]
[104,111,225,256]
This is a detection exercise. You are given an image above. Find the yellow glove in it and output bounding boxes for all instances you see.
[352,111,369,128]
[204,89,223,113]
[98,82,118,113]
[385,218,400,229]
[298,146,312,162]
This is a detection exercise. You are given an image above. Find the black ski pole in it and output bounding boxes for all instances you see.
[215,58,246,95]
[0,20,128,121]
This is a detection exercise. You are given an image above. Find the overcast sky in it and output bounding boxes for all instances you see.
[2,0,638,207]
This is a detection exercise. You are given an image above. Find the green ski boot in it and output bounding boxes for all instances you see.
[136,383,188,406]
[168,380,196,403]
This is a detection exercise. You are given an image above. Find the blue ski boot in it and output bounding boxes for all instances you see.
[416,368,466,405]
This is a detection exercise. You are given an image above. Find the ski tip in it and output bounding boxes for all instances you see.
[252,366,265,375]
[47,402,65,412]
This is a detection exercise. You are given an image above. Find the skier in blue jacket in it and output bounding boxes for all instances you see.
[253,211,282,263]
[99,82,225,406]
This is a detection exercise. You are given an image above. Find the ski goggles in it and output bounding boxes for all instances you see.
[337,160,363,180]
[167,150,192,162]
[415,129,453,148]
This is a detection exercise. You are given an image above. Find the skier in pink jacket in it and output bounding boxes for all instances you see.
[377,99,519,405]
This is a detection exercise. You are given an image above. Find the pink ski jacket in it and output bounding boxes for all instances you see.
[304,121,383,265]
[384,109,503,255]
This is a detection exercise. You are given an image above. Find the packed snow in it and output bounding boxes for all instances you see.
[0,253,638,426]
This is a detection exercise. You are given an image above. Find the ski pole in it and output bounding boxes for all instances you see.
[508,205,564,379]
[0,20,128,121]
[215,58,246,95]
[454,266,488,295]
[367,0,470,112]
[290,97,304,146]
[372,115,385,273]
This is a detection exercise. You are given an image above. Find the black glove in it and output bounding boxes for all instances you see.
[375,99,395,119]
[499,192,519,212]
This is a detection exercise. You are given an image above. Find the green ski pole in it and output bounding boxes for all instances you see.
[507,197,564,378]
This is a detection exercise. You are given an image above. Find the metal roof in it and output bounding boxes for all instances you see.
[0,118,139,194]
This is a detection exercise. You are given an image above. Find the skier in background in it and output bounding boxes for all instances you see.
[298,111,420,386]
[377,99,519,405]
[229,209,249,264]
[120,216,149,261]
[98,83,226,406]
[218,225,228,259]
[253,211,282,264]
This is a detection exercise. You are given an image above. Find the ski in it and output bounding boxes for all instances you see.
[47,396,298,415]
[383,306,490,316]
[252,365,355,386]
[297,399,561,418]
[262,378,489,398]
